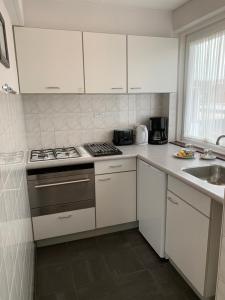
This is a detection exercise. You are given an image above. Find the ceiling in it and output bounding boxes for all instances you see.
[77,0,190,10]
[32,0,190,11]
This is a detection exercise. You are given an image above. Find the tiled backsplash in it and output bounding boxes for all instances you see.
[0,92,34,300]
[23,93,176,149]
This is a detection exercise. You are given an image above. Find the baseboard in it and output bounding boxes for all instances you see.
[36,221,139,247]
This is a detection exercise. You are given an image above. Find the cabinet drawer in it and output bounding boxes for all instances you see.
[168,176,211,217]
[32,208,95,240]
[95,158,136,175]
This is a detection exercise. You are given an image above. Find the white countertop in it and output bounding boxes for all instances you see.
[26,143,225,204]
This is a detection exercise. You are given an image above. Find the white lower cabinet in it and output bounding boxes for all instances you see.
[95,171,136,228]
[166,191,209,295]
[137,159,167,258]
[32,208,95,240]
[166,176,223,299]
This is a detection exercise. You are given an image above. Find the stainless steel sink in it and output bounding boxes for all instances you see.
[183,165,225,186]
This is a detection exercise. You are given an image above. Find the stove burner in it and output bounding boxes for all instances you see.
[30,147,81,162]
[54,147,80,159]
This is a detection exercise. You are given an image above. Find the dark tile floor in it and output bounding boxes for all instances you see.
[35,229,199,300]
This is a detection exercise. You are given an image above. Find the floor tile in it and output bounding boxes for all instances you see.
[67,237,100,261]
[36,291,78,300]
[105,247,144,276]
[35,229,200,300]
[96,231,130,254]
[77,280,116,300]
[36,264,75,296]
[72,256,112,288]
[122,229,147,247]
[36,243,69,268]
[132,243,161,269]
[114,270,159,299]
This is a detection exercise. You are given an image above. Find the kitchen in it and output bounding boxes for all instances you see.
[1,0,225,300]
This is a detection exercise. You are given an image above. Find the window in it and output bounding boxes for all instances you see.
[183,23,225,145]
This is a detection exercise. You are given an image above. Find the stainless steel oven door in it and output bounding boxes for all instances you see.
[27,165,95,216]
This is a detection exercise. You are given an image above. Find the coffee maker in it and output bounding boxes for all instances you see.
[148,117,168,145]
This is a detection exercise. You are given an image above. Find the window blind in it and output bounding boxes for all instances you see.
[183,27,225,144]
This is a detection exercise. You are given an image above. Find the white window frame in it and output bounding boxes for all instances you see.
[177,18,225,154]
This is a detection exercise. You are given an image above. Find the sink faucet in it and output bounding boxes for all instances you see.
[216,135,225,145]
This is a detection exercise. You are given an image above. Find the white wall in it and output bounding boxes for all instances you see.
[173,0,225,32]
[0,1,34,299]
[22,0,174,37]
[0,92,34,300]
[0,0,19,92]
[3,0,24,25]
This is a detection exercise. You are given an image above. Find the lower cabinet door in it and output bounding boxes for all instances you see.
[137,159,167,258]
[166,191,210,296]
[32,208,95,240]
[95,171,136,228]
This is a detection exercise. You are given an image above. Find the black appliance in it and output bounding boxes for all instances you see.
[148,117,168,145]
[84,143,122,157]
[113,129,134,146]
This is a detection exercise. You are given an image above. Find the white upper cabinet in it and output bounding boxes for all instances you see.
[128,36,178,93]
[83,32,127,94]
[14,27,84,93]
[0,1,19,93]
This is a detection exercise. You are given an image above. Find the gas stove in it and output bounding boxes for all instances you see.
[30,147,81,162]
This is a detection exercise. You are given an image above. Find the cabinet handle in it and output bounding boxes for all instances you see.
[58,214,72,220]
[111,88,123,90]
[130,87,142,90]
[98,178,111,182]
[35,179,90,189]
[45,86,60,90]
[168,197,179,205]
[109,165,122,168]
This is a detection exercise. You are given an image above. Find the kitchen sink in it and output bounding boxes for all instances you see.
[183,165,225,186]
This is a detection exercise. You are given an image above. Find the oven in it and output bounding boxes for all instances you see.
[27,163,95,217]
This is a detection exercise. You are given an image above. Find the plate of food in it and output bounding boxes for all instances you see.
[174,149,195,159]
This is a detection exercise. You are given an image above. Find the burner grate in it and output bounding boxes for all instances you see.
[30,147,81,162]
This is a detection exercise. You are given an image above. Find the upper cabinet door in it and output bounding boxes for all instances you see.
[128,36,178,93]
[83,32,127,94]
[14,27,84,94]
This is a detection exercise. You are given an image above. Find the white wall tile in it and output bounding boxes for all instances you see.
[25,114,40,133]
[0,92,34,300]
[40,114,55,132]
[41,131,56,149]
[26,132,42,149]
[22,93,175,148]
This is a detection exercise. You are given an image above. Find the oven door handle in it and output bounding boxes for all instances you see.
[35,179,90,189]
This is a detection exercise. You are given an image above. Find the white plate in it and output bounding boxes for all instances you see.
[200,154,216,160]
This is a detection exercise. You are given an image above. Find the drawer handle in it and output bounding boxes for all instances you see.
[98,178,111,182]
[58,214,72,220]
[168,197,179,205]
[35,179,90,189]
[109,165,122,168]
[130,87,142,90]
[45,86,60,90]
[111,88,123,90]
